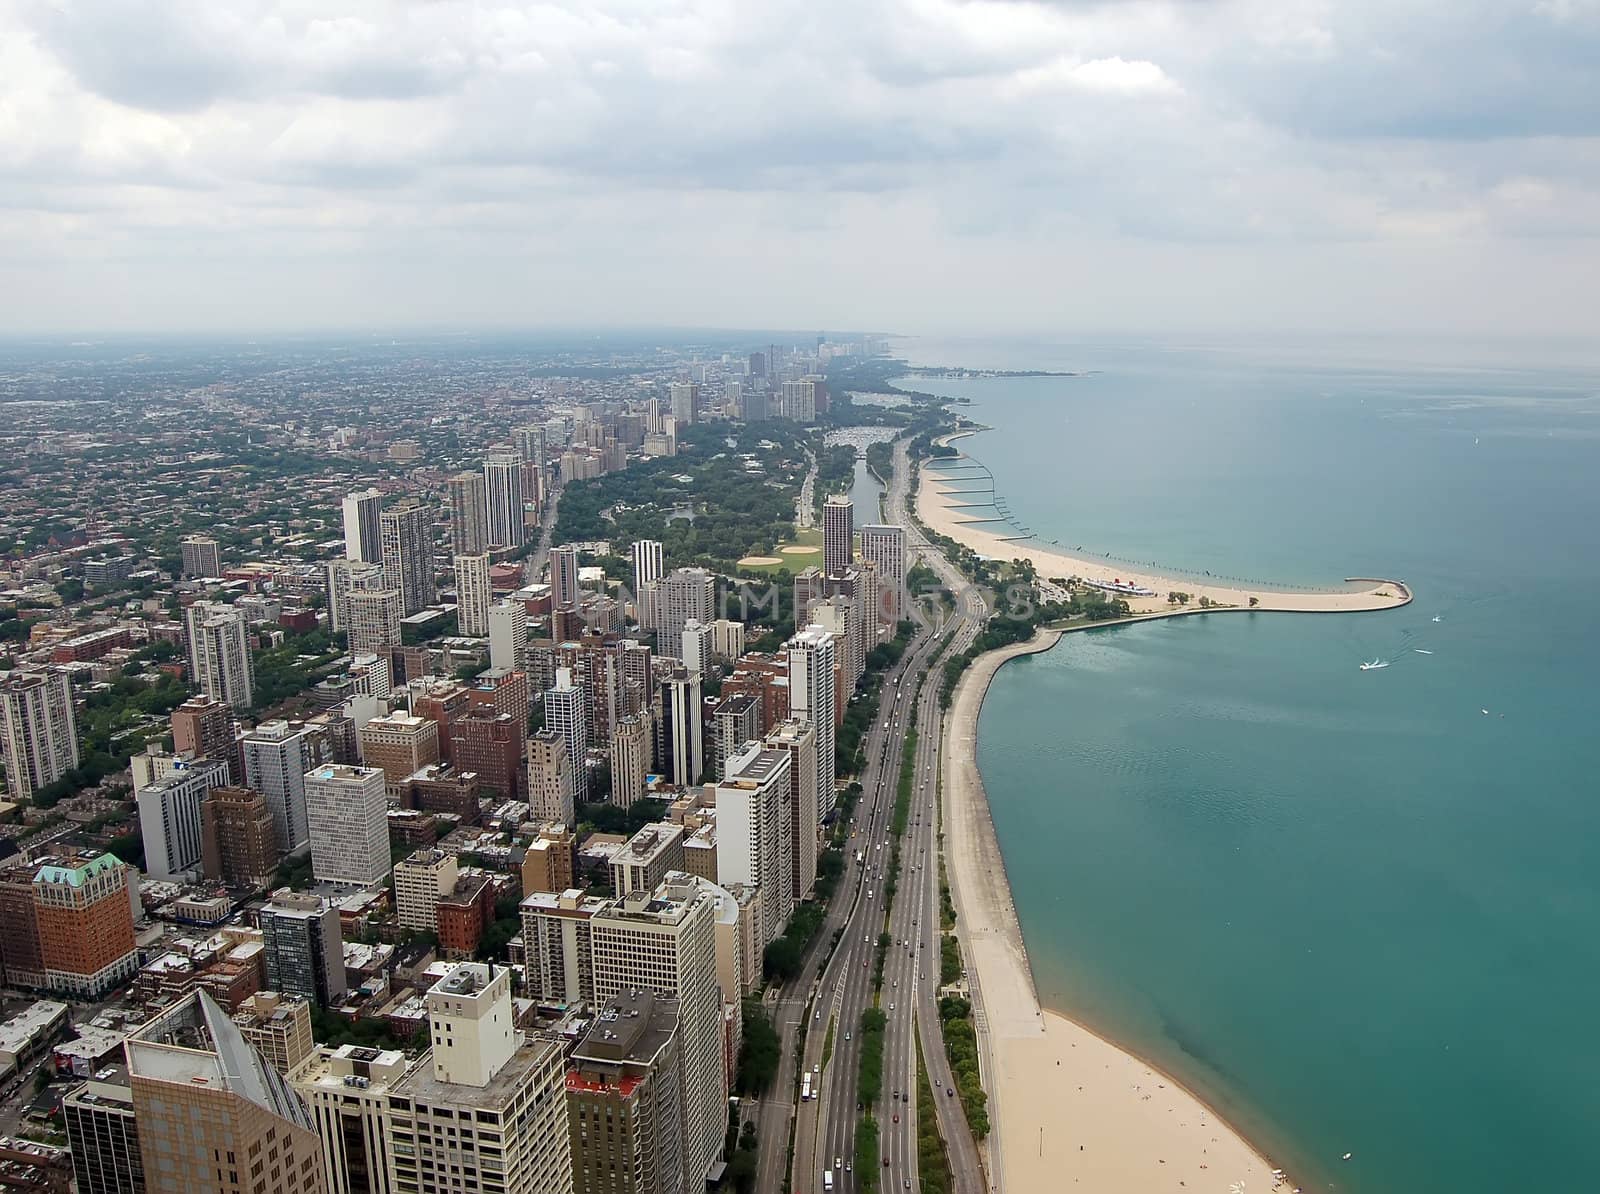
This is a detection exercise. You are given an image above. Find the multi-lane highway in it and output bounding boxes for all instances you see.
[796,437,990,1194]
[752,433,996,1194]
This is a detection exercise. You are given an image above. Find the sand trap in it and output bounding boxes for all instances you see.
[779,545,821,555]
[738,555,783,566]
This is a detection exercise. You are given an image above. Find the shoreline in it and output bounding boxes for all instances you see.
[921,439,1411,615]
[942,625,1302,1193]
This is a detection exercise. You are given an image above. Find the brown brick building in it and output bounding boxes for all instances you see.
[436,874,494,959]
[448,709,522,801]
[201,786,281,890]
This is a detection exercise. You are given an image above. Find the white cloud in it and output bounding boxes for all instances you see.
[0,0,1596,337]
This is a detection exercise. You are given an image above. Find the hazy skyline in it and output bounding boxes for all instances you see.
[4,0,1598,338]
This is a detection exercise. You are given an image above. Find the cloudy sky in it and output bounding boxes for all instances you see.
[3,0,1598,338]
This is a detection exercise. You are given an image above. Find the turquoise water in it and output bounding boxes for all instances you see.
[907,340,1600,1193]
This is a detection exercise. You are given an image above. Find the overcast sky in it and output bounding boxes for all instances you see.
[3,0,1598,339]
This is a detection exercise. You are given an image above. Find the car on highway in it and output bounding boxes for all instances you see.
[893,1113,900,1124]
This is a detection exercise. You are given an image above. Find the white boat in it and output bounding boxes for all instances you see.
[1414,649,1433,655]
[1432,615,1442,623]
[1359,659,1389,671]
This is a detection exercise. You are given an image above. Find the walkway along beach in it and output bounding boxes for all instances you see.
[929,447,1410,1193]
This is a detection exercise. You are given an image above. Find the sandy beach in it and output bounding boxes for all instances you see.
[943,632,1298,1194]
[918,444,1410,615]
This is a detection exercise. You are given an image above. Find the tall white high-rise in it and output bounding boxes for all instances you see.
[136,757,229,880]
[591,875,726,1191]
[454,553,492,637]
[0,669,79,800]
[548,545,580,609]
[823,493,854,574]
[379,498,436,616]
[483,451,526,549]
[342,488,385,563]
[632,539,664,604]
[345,588,402,654]
[715,743,794,946]
[681,619,712,675]
[447,471,490,556]
[658,568,715,652]
[184,601,254,710]
[788,624,837,820]
[859,523,907,625]
[326,559,386,634]
[765,718,818,903]
[241,720,328,852]
[488,600,528,672]
[306,764,390,888]
[544,668,588,802]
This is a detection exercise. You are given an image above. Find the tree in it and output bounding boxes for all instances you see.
[1249,596,1259,608]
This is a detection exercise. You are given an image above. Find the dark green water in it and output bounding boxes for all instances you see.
[907,339,1600,1193]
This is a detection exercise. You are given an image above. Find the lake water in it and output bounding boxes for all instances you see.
[902,336,1600,1194]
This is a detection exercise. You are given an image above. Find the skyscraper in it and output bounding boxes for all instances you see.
[765,718,819,903]
[631,539,664,605]
[136,756,229,880]
[345,588,402,654]
[788,624,837,820]
[488,600,528,672]
[657,665,703,788]
[483,450,527,549]
[715,743,794,946]
[549,544,580,609]
[326,558,386,635]
[610,713,650,810]
[669,382,699,426]
[860,523,907,624]
[681,618,711,675]
[242,720,328,852]
[658,568,715,652]
[565,988,685,1194]
[591,875,726,1191]
[31,852,139,997]
[126,990,328,1194]
[454,552,492,637]
[295,1042,416,1194]
[170,695,238,779]
[544,668,588,804]
[201,785,281,890]
[823,493,854,574]
[179,533,222,578]
[388,964,572,1194]
[305,764,389,888]
[259,890,347,1005]
[379,498,436,615]
[342,488,385,563]
[526,729,575,825]
[63,1079,144,1194]
[185,601,255,710]
[0,669,79,800]
[447,470,490,556]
